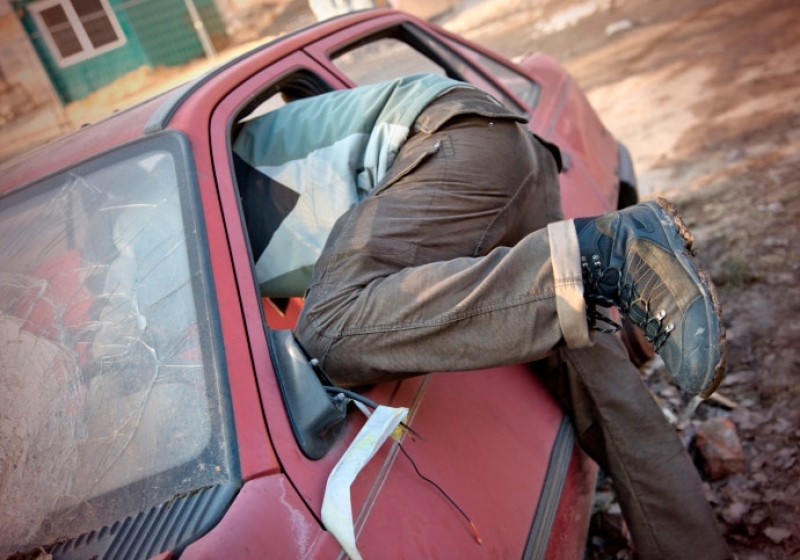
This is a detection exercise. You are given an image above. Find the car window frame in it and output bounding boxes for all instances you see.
[434,31,542,110]
[208,53,363,505]
[305,18,532,116]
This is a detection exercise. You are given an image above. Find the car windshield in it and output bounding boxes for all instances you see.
[0,134,236,556]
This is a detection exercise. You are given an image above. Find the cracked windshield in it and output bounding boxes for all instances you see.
[0,140,234,555]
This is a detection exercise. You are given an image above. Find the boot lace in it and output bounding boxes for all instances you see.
[582,255,675,351]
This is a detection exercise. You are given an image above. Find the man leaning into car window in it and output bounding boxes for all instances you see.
[233,73,730,560]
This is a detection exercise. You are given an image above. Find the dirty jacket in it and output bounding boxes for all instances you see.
[233,73,526,297]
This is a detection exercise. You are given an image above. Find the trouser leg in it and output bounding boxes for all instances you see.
[534,333,731,560]
[295,116,590,386]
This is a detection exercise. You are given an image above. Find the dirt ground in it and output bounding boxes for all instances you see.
[3,0,798,557]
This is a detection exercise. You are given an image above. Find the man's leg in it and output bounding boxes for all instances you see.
[295,115,586,386]
[534,334,731,559]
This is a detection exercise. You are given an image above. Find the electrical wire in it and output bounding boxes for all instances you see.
[323,385,424,441]
[396,442,483,545]
[324,385,379,409]
[323,385,481,545]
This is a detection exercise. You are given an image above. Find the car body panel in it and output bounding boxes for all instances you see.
[181,475,325,559]
[204,53,350,482]
[541,442,599,560]
[0,95,164,193]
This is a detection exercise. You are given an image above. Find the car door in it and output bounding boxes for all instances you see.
[208,46,590,559]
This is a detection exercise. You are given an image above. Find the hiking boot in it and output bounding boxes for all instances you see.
[574,197,726,398]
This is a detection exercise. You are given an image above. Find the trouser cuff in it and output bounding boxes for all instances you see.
[548,219,592,348]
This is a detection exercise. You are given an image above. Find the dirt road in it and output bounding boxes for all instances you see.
[440,0,800,557]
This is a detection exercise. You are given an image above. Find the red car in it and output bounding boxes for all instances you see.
[0,9,641,560]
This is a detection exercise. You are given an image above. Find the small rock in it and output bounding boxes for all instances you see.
[749,454,766,470]
[766,272,795,285]
[757,202,784,212]
[720,370,754,387]
[747,508,769,525]
[763,526,792,544]
[605,19,634,35]
[772,417,795,435]
[763,488,794,504]
[726,148,743,161]
[591,509,630,547]
[773,447,797,470]
[757,367,794,396]
[592,490,617,514]
[694,416,746,480]
[731,407,766,431]
[751,471,768,484]
[762,236,789,248]
[721,501,749,525]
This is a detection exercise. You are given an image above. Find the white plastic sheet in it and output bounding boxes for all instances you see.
[321,405,409,560]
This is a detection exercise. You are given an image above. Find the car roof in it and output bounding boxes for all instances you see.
[0,9,398,196]
[0,94,168,195]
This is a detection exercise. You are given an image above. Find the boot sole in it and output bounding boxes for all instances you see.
[654,197,727,398]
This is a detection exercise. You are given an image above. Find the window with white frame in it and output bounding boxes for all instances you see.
[30,0,126,67]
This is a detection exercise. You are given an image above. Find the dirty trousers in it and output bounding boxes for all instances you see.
[295,115,730,559]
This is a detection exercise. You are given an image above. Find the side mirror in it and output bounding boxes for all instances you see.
[266,328,348,459]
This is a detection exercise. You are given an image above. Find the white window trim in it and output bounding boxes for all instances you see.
[29,0,127,68]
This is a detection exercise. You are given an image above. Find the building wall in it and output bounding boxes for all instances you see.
[121,0,227,67]
[0,0,55,122]
[308,0,457,21]
[16,0,147,102]
[15,0,227,103]
[394,0,457,20]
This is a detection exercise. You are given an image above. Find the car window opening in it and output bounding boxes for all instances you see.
[230,48,535,332]
[232,71,334,329]
[329,23,527,114]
